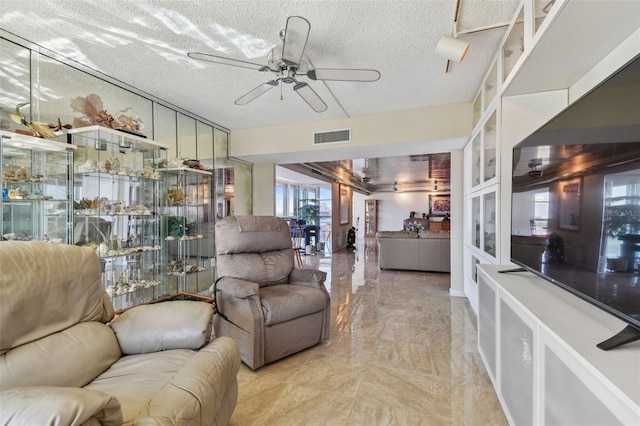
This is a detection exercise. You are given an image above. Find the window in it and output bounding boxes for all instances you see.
[532,191,550,236]
[275,184,286,216]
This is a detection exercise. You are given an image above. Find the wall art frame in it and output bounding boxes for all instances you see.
[429,194,451,216]
[339,184,349,224]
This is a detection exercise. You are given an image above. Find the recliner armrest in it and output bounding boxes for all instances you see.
[0,386,123,426]
[214,277,260,298]
[289,268,327,286]
[110,300,213,354]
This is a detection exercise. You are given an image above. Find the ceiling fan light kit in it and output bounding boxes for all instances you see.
[435,35,470,62]
[188,16,380,112]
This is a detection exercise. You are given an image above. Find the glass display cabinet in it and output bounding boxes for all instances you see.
[364,199,378,237]
[68,126,168,310]
[163,167,214,295]
[1,130,75,244]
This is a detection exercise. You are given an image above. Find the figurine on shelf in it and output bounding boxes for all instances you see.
[15,167,29,181]
[167,186,185,205]
[76,159,97,173]
[10,102,57,138]
[47,118,72,132]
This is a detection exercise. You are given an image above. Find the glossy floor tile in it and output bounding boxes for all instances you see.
[228,239,506,425]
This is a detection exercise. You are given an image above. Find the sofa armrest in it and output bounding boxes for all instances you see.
[288,268,327,287]
[0,386,122,426]
[213,277,260,298]
[110,300,213,354]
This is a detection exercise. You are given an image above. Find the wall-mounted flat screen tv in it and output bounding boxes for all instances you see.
[510,55,640,350]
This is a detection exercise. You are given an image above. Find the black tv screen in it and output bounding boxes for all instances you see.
[510,55,640,349]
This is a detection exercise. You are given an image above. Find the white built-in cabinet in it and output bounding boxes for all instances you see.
[478,265,639,425]
[463,0,568,309]
[464,0,640,421]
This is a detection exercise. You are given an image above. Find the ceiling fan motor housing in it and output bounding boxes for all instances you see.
[267,45,309,77]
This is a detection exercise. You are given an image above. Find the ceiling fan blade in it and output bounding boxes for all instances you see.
[293,82,327,113]
[188,52,268,72]
[307,68,381,82]
[282,16,310,66]
[234,80,279,105]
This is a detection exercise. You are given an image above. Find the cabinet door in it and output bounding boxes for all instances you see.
[478,273,497,381]
[1,132,74,244]
[70,127,167,310]
[499,293,536,426]
[164,168,214,295]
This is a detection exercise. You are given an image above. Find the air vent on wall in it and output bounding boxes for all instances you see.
[313,128,351,145]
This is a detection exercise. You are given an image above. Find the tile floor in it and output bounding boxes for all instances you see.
[228,239,507,425]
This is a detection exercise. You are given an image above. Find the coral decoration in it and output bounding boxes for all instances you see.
[115,107,144,133]
[70,94,118,129]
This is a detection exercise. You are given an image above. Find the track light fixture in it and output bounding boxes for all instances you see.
[393,181,398,192]
[435,35,470,62]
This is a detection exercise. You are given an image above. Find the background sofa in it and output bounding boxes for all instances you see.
[377,230,451,272]
[0,241,240,426]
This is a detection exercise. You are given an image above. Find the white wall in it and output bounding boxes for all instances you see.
[370,191,437,231]
[252,163,275,215]
[232,102,472,162]
[353,192,366,237]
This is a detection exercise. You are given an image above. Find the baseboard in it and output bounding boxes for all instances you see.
[449,288,466,298]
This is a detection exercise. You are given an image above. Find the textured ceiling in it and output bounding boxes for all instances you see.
[1,0,521,131]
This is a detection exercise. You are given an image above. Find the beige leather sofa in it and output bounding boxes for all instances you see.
[0,241,240,426]
[377,230,451,272]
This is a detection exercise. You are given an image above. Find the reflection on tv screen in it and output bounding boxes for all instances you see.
[510,56,640,328]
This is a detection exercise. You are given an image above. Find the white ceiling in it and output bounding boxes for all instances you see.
[1,0,521,131]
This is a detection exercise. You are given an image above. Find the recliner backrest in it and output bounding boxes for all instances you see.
[0,241,114,354]
[0,241,120,387]
[215,216,295,286]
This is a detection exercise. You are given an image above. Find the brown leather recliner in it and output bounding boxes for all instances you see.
[212,216,330,370]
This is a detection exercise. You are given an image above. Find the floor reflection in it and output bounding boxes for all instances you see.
[229,238,506,425]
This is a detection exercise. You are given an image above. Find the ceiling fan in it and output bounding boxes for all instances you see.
[187,16,381,113]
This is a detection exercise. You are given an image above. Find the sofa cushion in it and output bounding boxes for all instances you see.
[0,322,121,388]
[87,350,196,424]
[111,301,213,354]
[0,386,123,426]
[260,285,327,326]
[0,241,114,355]
[376,230,417,238]
[87,337,240,426]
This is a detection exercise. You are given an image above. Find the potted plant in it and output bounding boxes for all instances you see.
[297,199,319,226]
